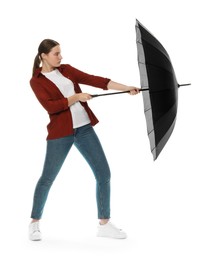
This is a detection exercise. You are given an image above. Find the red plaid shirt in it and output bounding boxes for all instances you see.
[30,64,110,139]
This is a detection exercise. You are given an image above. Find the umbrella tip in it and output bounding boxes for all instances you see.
[136,19,143,26]
[178,83,191,88]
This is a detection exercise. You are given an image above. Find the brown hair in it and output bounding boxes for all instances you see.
[32,39,59,76]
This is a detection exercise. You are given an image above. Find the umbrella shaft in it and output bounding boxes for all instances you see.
[92,88,149,98]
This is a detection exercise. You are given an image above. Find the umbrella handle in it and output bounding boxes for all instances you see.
[91,88,148,98]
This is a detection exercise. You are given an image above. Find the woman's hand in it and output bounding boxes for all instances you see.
[127,87,140,95]
[67,93,92,106]
[77,93,92,102]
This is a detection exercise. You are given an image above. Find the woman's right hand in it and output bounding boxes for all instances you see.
[67,93,92,107]
[77,93,92,102]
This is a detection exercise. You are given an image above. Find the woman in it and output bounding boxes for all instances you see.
[29,39,139,241]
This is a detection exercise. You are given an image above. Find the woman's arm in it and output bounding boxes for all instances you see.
[67,80,140,106]
[107,81,140,95]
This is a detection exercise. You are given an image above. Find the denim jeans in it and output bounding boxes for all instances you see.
[31,124,111,219]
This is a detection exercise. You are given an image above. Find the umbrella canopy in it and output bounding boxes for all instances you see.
[92,20,190,160]
[136,19,183,160]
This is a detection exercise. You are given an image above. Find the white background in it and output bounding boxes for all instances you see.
[0,0,215,259]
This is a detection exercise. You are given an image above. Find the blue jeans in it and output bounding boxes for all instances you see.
[31,124,111,219]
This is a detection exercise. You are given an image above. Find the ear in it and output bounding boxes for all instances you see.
[41,53,47,60]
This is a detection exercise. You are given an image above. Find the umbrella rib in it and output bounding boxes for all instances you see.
[138,60,175,77]
[147,63,175,77]
[137,37,173,73]
[136,26,171,61]
[138,53,176,79]
[148,128,154,135]
[136,40,143,45]
[151,147,156,153]
[148,103,177,139]
[144,107,152,113]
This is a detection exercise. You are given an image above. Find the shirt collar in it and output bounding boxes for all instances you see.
[34,65,65,78]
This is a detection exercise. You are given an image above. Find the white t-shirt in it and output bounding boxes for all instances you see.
[42,69,90,128]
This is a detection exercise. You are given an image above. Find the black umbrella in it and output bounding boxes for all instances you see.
[92,19,190,160]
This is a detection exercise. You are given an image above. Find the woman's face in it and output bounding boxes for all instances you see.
[42,45,62,69]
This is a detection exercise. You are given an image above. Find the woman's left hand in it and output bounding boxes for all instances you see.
[127,87,140,95]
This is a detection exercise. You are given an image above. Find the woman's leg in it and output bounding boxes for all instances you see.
[31,135,74,220]
[74,124,111,220]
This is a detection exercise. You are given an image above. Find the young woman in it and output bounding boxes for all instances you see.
[29,39,139,241]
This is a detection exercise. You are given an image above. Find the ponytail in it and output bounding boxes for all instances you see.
[32,53,41,76]
[32,39,60,77]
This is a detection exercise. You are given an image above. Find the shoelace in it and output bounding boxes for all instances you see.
[108,222,122,231]
[31,222,40,233]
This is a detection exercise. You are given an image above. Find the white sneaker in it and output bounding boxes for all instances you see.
[97,221,127,239]
[29,222,42,241]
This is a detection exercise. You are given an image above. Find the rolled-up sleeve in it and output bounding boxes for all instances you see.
[30,80,68,115]
[66,65,111,90]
